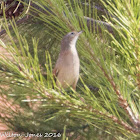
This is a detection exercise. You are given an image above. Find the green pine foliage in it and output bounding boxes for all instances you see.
[0,0,139,139]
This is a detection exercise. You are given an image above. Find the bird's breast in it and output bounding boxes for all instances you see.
[56,47,80,88]
[63,50,80,68]
[58,50,79,81]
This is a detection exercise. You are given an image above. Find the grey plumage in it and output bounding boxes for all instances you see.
[53,31,82,90]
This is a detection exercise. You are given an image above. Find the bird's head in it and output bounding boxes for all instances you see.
[61,31,83,50]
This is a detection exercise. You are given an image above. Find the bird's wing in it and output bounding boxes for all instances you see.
[53,57,62,77]
[53,65,59,84]
[53,66,59,77]
[53,52,65,77]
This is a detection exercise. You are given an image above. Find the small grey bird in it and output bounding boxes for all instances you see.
[53,31,82,90]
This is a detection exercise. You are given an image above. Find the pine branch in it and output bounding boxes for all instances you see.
[0,1,116,36]
[84,16,115,34]
[0,15,30,36]
[89,108,140,133]
[135,41,140,90]
[44,87,140,133]
[0,0,139,138]
[81,38,140,133]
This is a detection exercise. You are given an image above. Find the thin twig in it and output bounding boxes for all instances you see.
[0,15,30,36]
[0,2,115,36]
[85,42,140,131]
[89,108,140,133]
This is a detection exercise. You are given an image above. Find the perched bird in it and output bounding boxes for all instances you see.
[53,31,82,90]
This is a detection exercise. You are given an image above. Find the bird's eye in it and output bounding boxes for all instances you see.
[71,32,74,35]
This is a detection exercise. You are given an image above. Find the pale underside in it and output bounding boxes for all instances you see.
[53,49,80,89]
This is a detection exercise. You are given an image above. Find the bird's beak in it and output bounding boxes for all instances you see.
[78,30,83,35]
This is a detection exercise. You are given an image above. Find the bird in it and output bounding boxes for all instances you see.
[53,31,83,90]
